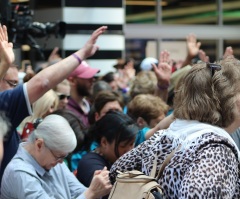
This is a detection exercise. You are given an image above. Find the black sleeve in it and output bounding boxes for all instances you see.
[76,152,109,187]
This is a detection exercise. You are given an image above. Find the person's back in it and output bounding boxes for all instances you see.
[110,58,240,198]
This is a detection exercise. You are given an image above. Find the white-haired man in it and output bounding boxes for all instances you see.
[1,114,112,199]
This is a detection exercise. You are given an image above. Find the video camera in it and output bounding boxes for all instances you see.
[10,4,66,39]
[0,1,66,59]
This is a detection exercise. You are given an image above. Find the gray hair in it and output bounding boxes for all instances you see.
[28,114,76,153]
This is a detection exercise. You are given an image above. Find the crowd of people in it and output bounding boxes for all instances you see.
[0,19,240,199]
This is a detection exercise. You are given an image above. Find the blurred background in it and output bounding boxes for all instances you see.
[0,0,239,75]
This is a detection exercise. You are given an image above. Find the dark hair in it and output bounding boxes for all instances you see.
[94,91,124,113]
[101,72,115,83]
[88,90,124,125]
[88,110,138,158]
[92,80,112,99]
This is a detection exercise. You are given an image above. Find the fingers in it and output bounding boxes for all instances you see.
[0,25,8,42]
[151,63,158,73]
[0,24,4,42]
[186,33,197,43]
[94,166,108,176]
[3,25,8,41]
[160,50,170,63]
[8,42,13,48]
[197,41,201,49]
[224,46,234,57]
[90,26,108,44]
[102,166,107,171]
[94,169,102,176]
[49,47,59,58]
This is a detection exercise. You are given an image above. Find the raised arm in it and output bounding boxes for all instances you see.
[152,50,172,102]
[0,25,14,79]
[145,113,175,140]
[181,33,201,68]
[198,49,209,63]
[223,46,234,59]
[27,26,107,104]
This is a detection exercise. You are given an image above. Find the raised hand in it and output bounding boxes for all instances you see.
[186,33,201,59]
[79,26,108,60]
[223,46,234,59]
[48,47,62,65]
[152,50,172,86]
[0,24,15,79]
[85,167,112,199]
[199,49,209,63]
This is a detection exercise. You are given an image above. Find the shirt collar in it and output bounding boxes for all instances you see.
[16,143,48,177]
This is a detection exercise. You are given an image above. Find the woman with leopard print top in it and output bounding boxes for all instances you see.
[110,57,240,198]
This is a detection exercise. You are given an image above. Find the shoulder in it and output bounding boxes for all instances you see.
[79,152,107,165]
[195,132,239,160]
[0,84,24,104]
[2,157,41,192]
[4,157,38,177]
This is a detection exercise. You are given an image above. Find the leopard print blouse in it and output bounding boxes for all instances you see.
[109,131,240,198]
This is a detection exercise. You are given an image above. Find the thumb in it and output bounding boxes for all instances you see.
[102,166,107,171]
[152,63,158,73]
[197,42,201,49]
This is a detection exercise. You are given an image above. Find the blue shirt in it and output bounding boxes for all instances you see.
[135,127,150,147]
[1,143,87,199]
[0,84,32,183]
[70,141,99,172]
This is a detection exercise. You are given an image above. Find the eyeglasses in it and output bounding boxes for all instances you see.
[47,146,68,162]
[3,78,18,88]
[58,94,70,100]
[207,63,221,77]
[55,92,70,100]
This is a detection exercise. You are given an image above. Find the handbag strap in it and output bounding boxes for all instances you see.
[150,145,181,179]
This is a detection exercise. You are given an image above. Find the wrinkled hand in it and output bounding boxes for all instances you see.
[186,33,201,59]
[80,26,108,60]
[152,50,172,85]
[0,24,14,65]
[85,167,112,199]
[198,49,209,62]
[223,46,234,59]
[48,47,62,64]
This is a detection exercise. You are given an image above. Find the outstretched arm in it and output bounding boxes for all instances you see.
[145,113,175,140]
[27,26,107,104]
[0,25,14,79]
